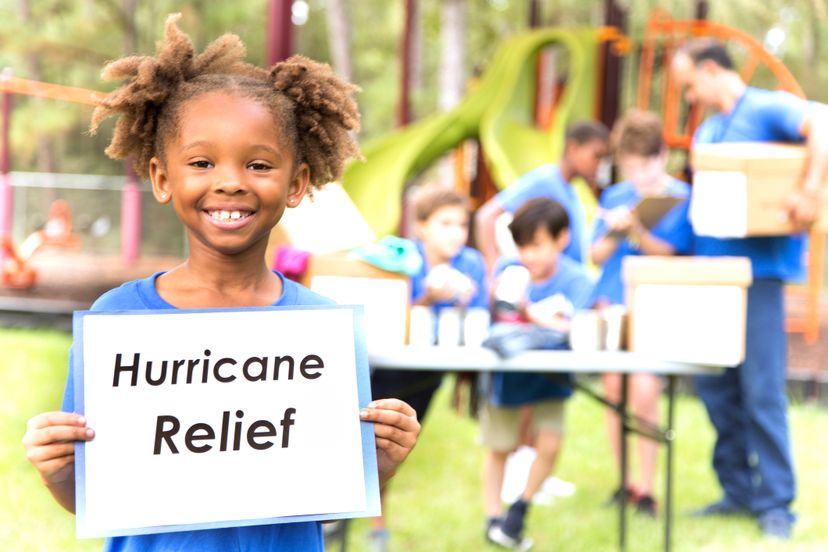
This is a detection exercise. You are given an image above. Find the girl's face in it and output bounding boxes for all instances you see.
[416,204,469,263]
[149,91,308,257]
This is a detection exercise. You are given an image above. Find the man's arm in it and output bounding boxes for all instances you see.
[474,196,506,275]
[791,104,828,231]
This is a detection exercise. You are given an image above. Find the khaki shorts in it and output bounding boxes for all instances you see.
[479,399,565,451]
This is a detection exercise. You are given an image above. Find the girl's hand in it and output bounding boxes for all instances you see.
[23,412,94,486]
[360,399,420,487]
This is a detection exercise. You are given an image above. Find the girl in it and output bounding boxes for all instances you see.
[22,14,419,552]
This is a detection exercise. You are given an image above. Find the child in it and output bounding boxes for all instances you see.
[483,198,593,550]
[475,121,610,271]
[590,110,690,516]
[21,15,419,552]
[369,185,487,550]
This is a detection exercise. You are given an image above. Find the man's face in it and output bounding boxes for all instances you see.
[671,53,721,111]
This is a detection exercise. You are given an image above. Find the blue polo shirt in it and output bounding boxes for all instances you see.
[592,178,691,305]
[497,164,588,264]
[410,241,488,311]
[62,272,328,552]
[489,256,594,406]
[692,86,809,282]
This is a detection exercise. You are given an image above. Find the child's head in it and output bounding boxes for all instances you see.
[508,198,570,282]
[562,121,610,185]
[413,186,470,262]
[611,110,667,195]
[90,14,360,256]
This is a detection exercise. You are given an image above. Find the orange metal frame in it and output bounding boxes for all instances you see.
[637,10,822,345]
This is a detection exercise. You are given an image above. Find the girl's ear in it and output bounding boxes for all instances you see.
[149,156,172,204]
[286,162,310,208]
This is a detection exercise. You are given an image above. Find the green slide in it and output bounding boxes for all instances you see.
[342,28,601,238]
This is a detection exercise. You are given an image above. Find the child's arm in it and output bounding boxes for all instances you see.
[628,219,677,256]
[22,412,95,514]
[360,399,421,488]
[591,206,632,265]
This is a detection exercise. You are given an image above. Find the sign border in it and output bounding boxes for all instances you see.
[72,304,379,538]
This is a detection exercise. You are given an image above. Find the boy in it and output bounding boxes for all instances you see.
[475,121,610,271]
[482,198,593,550]
[590,110,690,516]
[370,185,487,550]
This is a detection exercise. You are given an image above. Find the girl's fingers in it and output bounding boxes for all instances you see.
[23,425,94,447]
[27,412,86,431]
[366,398,417,418]
[372,422,416,448]
[25,443,76,464]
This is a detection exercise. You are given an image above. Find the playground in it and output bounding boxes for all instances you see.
[2,1,828,551]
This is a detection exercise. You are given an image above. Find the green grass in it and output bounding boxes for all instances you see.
[2,328,826,551]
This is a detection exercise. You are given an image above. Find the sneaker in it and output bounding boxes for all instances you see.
[758,510,794,541]
[603,486,634,507]
[368,528,390,552]
[487,521,534,551]
[634,494,657,518]
[689,498,750,518]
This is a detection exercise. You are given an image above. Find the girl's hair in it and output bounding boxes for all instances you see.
[90,13,360,190]
[413,186,470,222]
[508,197,569,246]
[611,110,665,159]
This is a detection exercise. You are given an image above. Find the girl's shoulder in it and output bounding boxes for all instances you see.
[90,273,169,312]
[279,276,336,307]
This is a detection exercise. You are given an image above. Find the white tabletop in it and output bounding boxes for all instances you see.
[368,346,724,376]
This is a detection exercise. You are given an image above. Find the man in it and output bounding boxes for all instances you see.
[474,120,609,272]
[671,38,828,540]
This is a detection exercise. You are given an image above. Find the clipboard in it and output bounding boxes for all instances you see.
[632,196,684,230]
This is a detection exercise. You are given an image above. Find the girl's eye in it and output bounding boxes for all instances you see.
[248,162,272,171]
[190,160,212,169]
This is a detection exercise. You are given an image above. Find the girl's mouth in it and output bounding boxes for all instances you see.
[207,210,254,222]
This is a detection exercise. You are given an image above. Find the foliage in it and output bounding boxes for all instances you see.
[2,327,826,551]
[1,0,827,174]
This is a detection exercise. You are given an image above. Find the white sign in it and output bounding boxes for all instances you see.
[73,306,378,538]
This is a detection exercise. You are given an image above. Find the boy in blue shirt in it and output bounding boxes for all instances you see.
[482,198,593,550]
[671,38,828,540]
[475,121,610,271]
[591,110,690,516]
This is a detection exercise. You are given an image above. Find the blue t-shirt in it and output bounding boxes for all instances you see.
[62,272,328,552]
[489,256,594,406]
[692,86,809,281]
[497,164,588,264]
[410,242,489,311]
[591,178,691,305]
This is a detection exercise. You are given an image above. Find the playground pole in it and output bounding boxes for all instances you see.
[0,69,13,254]
[266,0,294,65]
[600,0,626,132]
[121,159,141,264]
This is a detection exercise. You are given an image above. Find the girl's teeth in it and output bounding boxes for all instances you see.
[211,210,248,222]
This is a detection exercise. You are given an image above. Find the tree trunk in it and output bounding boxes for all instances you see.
[325,0,353,82]
[438,0,465,111]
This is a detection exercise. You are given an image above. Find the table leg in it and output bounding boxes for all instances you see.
[619,372,629,552]
[664,375,676,552]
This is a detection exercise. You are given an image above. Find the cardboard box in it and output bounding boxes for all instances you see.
[690,142,828,237]
[623,256,752,366]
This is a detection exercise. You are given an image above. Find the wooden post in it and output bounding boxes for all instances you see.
[267,0,294,65]
[0,69,13,250]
